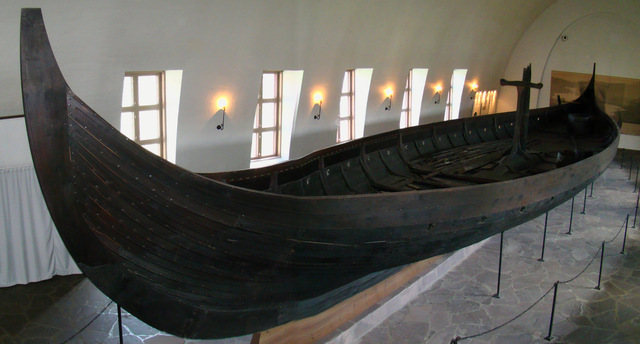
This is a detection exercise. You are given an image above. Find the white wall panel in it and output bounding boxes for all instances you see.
[0,0,555,171]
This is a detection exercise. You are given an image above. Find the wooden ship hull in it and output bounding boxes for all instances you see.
[20,8,618,339]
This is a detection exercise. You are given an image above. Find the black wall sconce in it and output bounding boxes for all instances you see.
[216,97,227,130]
[384,87,393,111]
[434,85,442,104]
[313,92,323,120]
[470,82,478,100]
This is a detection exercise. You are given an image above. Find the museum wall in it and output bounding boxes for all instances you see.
[497,0,640,117]
[0,0,555,171]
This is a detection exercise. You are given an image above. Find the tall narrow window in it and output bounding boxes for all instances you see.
[444,69,468,121]
[121,71,166,158]
[472,90,498,116]
[337,70,355,143]
[252,71,282,159]
[400,68,428,128]
[400,70,412,129]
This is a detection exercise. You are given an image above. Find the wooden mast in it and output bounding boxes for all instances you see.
[500,64,543,158]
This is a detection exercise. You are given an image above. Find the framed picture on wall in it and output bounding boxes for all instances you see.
[550,70,640,136]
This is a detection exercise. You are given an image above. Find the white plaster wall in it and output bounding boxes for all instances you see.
[0,0,555,172]
[0,118,32,167]
[498,0,640,113]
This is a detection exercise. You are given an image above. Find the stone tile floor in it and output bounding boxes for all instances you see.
[0,273,252,344]
[1,152,639,344]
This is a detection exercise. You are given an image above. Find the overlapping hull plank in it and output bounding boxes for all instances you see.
[20,8,618,339]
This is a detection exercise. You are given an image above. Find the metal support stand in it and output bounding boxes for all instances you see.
[634,191,639,229]
[544,281,559,341]
[538,212,548,262]
[595,241,605,290]
[580,187,587,214]
[630,157,634,180]
[118,305,124,344]
[621,148,625,169]
[635,167,639,193]
[493,232,504,299]
[621,214,629,255]
[566,196,574,235]
[117,304,124,344]
[589,182,594,197]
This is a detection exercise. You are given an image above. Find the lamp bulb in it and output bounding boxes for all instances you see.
[217,97,228,110]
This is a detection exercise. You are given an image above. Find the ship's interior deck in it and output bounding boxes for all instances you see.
[220,107,613,196]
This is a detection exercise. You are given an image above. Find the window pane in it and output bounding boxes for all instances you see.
[262,73,276,99]
[400,112,408,129]
[138,75,159,106]
[142,143,160,155]
[251,133,259,158]
[339,96,350,118]
[261,130,275,156]
[339,120,351,141]
[120,112,135,139]
[341,71,350,93]
[122,76,134,107]
[253,105,260,129]
[402,89,410,110]
[139,110,160,140]
[262,103,276,128]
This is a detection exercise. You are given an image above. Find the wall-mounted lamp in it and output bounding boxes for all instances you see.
[434,85,442,104]
[313,92,323,120]
[384,87,393,110]
[216,97,227,130]
[470,82,479,99]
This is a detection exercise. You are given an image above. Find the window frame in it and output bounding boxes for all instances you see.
[400,70,412,129]
[121,71,167,158]
[252,71,283,160]
[444,69,467,121]
[337,69,355,143]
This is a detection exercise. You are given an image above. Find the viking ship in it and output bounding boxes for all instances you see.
[20,8,618,339]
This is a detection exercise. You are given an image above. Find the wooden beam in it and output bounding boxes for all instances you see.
[254,256,440,344]
[0,114,25,120]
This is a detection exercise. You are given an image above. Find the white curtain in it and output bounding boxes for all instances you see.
[0,166,80,287]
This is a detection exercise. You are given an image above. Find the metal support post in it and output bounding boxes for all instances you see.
[493,232,504,299]
[630,156,634,180]
[544,281,559,341]
[581,187,587,214]
[117,304,124,344]
[621,148,625,169]
[566,196,574,235]
[589,182,594,197]
[621,214,629,254]
[634,191,639,228]
[595,241,605,290]
[635,167,639,193]
[538,212,548,262]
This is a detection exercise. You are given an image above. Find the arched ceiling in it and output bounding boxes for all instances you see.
[1,0,558,170]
